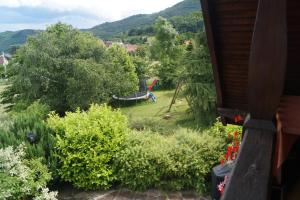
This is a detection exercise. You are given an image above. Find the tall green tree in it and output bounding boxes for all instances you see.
[106,44,139,97]
[1,23,138,114]
[183,31,216,125]
[150,17,183,89]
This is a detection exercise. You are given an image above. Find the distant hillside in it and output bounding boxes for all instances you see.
[0,0,201,52]
[0,29,40,53]
[86,0,201,39]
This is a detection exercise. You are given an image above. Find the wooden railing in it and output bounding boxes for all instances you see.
[201,0,287,199]
[221,118,276,200]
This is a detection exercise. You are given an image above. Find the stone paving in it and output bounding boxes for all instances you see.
[58,188,211,200]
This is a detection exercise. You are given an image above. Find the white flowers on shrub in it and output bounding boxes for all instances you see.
[0,144,58,200]
[34,188,58,200]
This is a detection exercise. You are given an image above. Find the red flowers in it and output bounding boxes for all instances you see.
[218,128,241,195]
[234,115,243,123]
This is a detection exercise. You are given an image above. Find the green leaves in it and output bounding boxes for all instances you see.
[183,31,217,126]
[0,145,57,200]
[150,17,183,89]
[114,129,224,193]
[2,23,138,114]
[48,104,128,190]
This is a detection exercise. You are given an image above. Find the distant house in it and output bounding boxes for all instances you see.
[124,44,138,53]
[104,41,113,47]
[0,52,10,77]
[104,41,138,53]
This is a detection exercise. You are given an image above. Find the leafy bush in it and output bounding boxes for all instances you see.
[47,104,129,190]
[0,144,57,200]
[2,23,138,114]
[0,102,58,181]
[204,120,242,143]
[114,128,225,193]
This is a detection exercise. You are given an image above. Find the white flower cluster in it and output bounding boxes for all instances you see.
[0,144,58,200]
[34,188,58,200]
[0,144,29,181]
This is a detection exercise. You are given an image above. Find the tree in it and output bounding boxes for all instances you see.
[106,44,139,96]
[150,17,183,89]
[183,31,216,125]
[1,23,138,114]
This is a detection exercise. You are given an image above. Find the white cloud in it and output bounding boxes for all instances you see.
[0,0,183,22]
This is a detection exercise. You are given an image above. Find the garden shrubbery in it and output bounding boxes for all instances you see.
[0,144,57,200]
[47,104,129,189]
[0,102,59,181]
[114,129,225,193]
[0,101,233,195]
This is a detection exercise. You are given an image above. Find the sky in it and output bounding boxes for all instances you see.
[0,0,183,32]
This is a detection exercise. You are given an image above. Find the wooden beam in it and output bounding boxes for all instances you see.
[248,0,287,119]
[222,0,287,199]
[222,119,276,200]
[200,0,223,108]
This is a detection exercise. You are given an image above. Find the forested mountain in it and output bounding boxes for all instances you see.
[86,0,201,39]
[0,0,201,52]
[0,29,40,52]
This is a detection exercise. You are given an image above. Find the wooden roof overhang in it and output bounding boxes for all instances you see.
[200,0,300,199]
[201,0,300,124]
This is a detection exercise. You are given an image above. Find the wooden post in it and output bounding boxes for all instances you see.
[168,81,182,112]
[222,0,287,199]
[222,118,276,200]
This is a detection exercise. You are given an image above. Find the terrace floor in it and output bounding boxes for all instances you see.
[58,187,211,200]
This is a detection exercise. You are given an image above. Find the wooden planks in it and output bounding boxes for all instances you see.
[201,0,223,108]
[221,0,287,199]
[222,123,275,200]
[211,0,258,111]
[248,0,287,119]
[285,0,300,95]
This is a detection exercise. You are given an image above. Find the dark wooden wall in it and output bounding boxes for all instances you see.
[206,0,258,111]
[285,0,300,96]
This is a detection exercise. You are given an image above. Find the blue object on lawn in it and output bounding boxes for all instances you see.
[149,92,157,102]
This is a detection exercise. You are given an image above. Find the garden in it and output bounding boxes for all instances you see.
[0,21,241,200]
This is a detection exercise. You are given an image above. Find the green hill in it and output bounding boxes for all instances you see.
[86,0,201,39]
[0,29,40,53]
[0,0,201,52]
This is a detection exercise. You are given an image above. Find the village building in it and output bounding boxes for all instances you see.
[0,52,10,77]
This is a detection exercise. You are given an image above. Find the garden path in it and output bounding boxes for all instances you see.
[58,188,211,200]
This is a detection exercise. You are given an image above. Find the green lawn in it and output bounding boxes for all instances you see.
[121,90,195,131]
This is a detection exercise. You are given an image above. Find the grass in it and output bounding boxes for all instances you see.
[120,90,197,132]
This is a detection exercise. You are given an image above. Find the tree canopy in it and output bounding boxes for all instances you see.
[150,17,184,89]
[1,23,138,114]
[183,31,216,125]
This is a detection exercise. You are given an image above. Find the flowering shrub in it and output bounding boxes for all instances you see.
[0,144,57,200]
